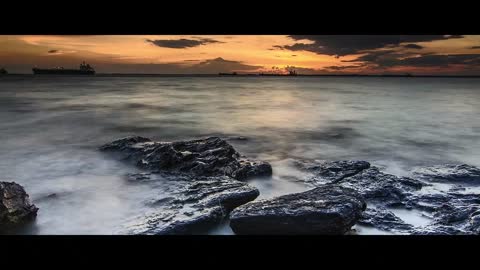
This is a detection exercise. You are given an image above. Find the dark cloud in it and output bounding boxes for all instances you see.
[344,50,480,69]
[277,35,464,56]
[324,65,366,71]
[291,55,297,57]
[403,44,424,49]
[146,38,223,49]
[470,46,480,49]
[392,54,480,67]
[48,50,58,53]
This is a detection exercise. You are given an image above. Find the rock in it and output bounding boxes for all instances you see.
[229,185,366,235]
[336,167,424,206]
[412,225,468,235]
[100,136,272,180]
[407,192,480,234]
[298,160,423,207]
[411,164,480,183]
[122,173,259,235]
[295,160,370,184]
[0,181,38,230]
[358,207,413,232]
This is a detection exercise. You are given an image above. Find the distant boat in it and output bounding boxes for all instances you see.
[33,61,95,75]
[0,68,7,75]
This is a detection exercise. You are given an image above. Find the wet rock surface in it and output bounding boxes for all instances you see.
[411,164,480,183]
[121,173,259,235]
[358,207,414,232]
[100,136,264,234]
[100,136,272,181]
[295,160,371,184]
[0,181,38,231]
[100,136,480,235]
[229,185,366,235]
[295,160,480,235]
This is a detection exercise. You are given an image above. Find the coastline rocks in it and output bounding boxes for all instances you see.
[295,160,371,184]
[123,173,259,235]
[336,167,424,207]
[358,208,413,232]
[100,136,272,181]
[408,192,480,234]
[229,185,366,235]
[298,160,424,207]
[0,181,38,230]
[411,164,480,183]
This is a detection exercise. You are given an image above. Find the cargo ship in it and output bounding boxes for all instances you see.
[32,62,95,75]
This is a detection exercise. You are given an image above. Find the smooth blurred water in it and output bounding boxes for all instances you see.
[1,76,479,234]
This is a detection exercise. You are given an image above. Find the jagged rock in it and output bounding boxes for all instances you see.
[0,181,38,230]
[100,136,272,180]
[122,173,259,235]
[337,167,424,206]
[411,164,480,183]
[412,225,469,235]
[229,185,366,235]
[297,160,423,207]
[295,160,371,184]
[358,207,413,232]
[407,192,480,234]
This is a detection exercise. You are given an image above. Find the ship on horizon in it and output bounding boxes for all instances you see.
[32,62,95,75]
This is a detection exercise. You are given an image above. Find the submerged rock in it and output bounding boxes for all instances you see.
[122,173,259,235]
[0,181,38,230]
[411,164,480,183]
[100,136,272,181]
[229,185,366,235]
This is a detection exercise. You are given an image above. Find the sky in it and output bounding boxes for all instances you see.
[1,35,480,75]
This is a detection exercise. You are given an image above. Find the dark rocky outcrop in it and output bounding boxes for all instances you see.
[298,160,423,207]
[0,181,38,231]
[411,164,480,183]
[122,173,259,235]
[294,160,371,184]
[295,160,480,235]
[229,185,366,235]
[100,136,264,234]
[100,136,272,181]
[408,192,480,234]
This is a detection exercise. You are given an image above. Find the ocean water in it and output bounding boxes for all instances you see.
[1,76,479,234]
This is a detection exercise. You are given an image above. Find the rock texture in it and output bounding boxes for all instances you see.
[100,136,272,181]
[100,136,266,234]
[122,173,259,235]
[411,164,480,183]
[295,160,480,235]
[229,185,366,235]
[0,181,38,231]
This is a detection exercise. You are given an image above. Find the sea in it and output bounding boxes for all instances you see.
[1,75,479,234]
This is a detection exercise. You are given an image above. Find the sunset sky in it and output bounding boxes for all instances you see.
[1,35,480,75]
